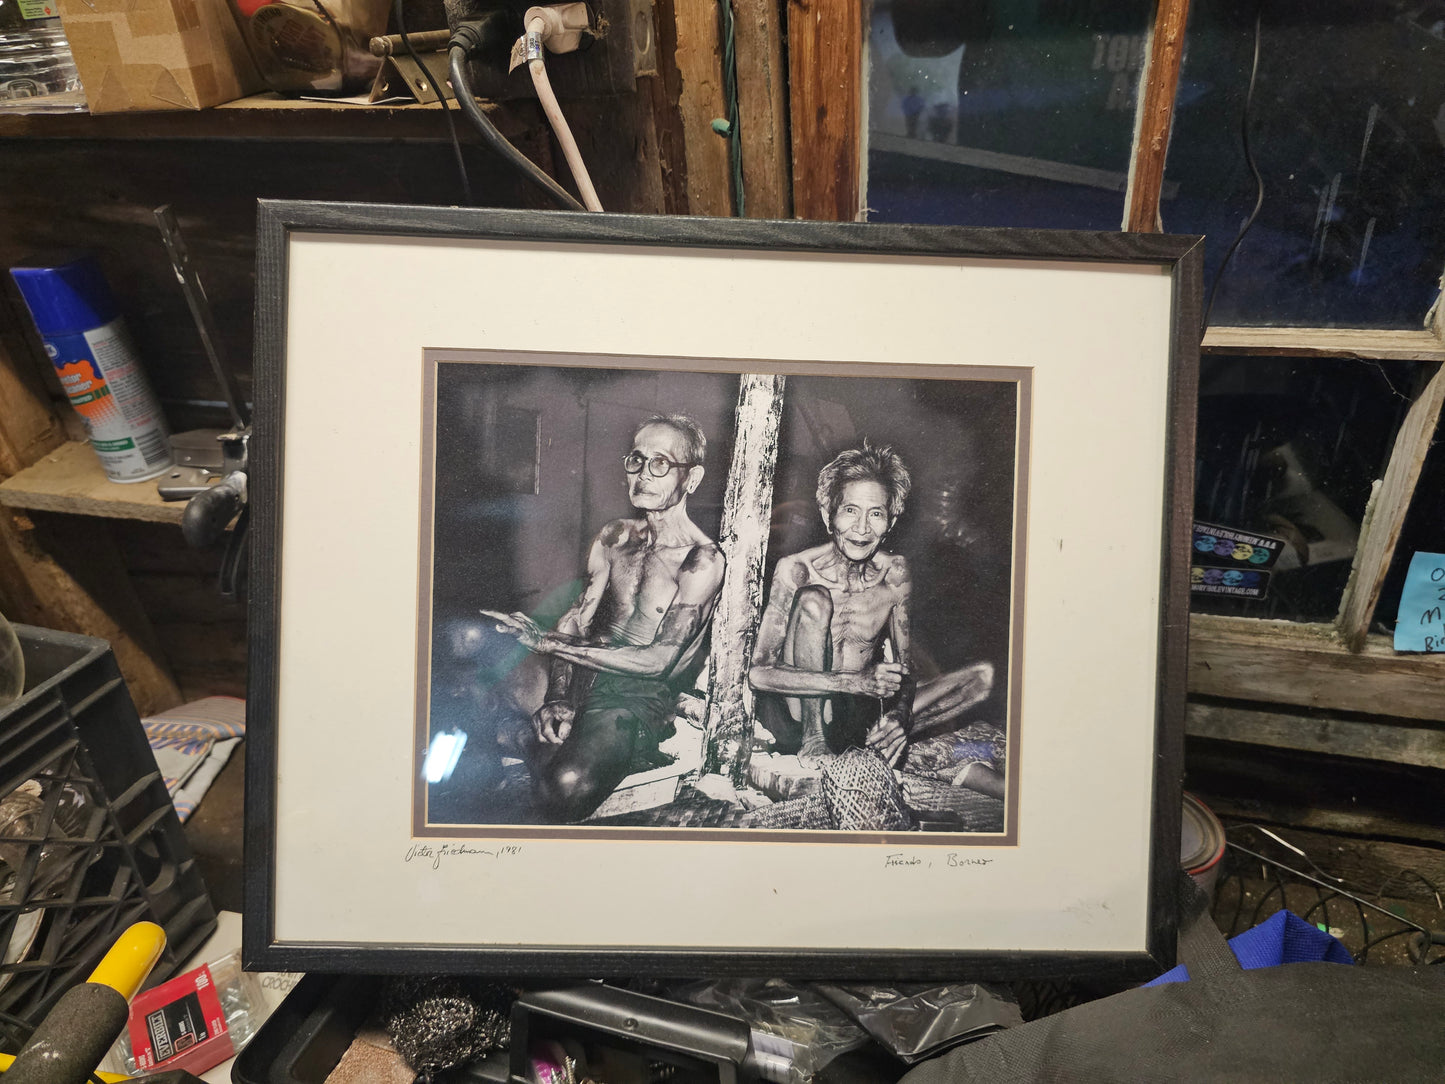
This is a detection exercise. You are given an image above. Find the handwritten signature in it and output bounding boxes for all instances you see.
[404,843,523,870]
[883,852,995,869]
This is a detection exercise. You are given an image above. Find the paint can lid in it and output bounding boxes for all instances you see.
[1181,791,1226,875]
[9,252,118,336]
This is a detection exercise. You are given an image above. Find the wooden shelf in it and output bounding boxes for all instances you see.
[1202,326,1445,361]
[0,441,184,524]
[0,92,530,143]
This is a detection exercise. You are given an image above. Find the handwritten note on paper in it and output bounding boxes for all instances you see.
[1393,552,1445,653]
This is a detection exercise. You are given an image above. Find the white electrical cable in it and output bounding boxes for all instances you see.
[527,16,604,212]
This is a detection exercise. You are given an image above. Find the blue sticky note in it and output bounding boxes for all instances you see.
[1393,552,1445,653]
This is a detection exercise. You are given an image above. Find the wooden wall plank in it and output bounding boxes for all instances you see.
[1189,615,1445,722]
[787,0,862,221]
[1123,0,1191,232]
[1186,700,1445,770]
[731,0,791,219]
[1336,362,1445,649]
[669,0,735,216]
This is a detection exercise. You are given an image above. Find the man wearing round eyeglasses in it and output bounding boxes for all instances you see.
[485,414,725,822]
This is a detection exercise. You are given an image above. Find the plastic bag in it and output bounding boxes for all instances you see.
[814,981,1022,1064]
[662,977,869,1083]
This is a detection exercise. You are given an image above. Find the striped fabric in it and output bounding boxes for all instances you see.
[142,696,246,821]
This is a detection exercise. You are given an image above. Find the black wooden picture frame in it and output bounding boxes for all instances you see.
[244,199,1201,981]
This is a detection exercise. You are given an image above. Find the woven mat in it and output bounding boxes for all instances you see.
[899,773,1005,832]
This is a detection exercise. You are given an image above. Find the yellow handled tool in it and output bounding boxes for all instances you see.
[3,922,166,1084]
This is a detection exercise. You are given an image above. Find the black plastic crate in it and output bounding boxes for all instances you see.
[0,624,217,1036]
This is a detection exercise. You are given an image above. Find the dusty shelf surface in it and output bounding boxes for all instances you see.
[0,441,186,524]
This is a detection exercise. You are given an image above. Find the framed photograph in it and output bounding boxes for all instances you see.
[245,201,1201,980]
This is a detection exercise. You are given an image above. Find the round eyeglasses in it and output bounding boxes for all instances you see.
[623,451,698,477]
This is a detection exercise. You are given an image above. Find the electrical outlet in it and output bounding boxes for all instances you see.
[444,0,655,100]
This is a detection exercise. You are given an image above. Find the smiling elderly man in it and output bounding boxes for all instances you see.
[749,443,1003,798]
[486,414,725,822]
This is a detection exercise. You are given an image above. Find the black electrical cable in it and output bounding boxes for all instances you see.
[395,0,473,204]
[1201,6,1266,333]
[447,42,585,211]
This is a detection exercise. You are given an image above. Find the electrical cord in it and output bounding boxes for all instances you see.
[1201,5,1266,333]
[447,33,586,212]
[525,18,603,212]
[718,0,745,216]
[394,0,472,204]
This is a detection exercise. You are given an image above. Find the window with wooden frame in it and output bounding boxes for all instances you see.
[784,0,1445,760]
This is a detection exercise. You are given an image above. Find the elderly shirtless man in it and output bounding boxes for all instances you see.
[749,444,1003,798]
[487,414,725,821]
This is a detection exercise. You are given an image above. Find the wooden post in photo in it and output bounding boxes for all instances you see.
[703,373,784,782]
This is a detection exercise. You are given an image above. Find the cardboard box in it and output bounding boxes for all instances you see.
[55,0,262,113]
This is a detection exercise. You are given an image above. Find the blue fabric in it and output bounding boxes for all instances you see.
[1146,909,1354,986]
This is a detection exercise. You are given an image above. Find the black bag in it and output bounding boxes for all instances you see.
[900,874,1445,1083]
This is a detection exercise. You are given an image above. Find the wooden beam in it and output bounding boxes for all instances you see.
[1336,362,1445,649]
[1201,326,1445,361]
[730,0,791,219]
[703,374,784,782]
[1188,614,1445,722]
[1123,0,1191,232]
[786,0,862,221]
[1186,700,1445,770]
[669,0,735,216]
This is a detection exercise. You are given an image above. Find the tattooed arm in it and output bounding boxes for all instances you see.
[534,544,726,679]
[748,552,906,699]
[482,528,614,743]
[866,554,916,763]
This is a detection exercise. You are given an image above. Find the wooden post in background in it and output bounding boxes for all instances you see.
[731,0,792,219]
[1335,362,1445,651]
[703,374,784,782]
[667,0,735,216]
[1123,0,1191,232]
[787,0,862,221]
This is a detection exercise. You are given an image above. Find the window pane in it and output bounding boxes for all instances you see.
[1191,354,1415,621]
[1164,0,1445,328]
[867,1,1150,228]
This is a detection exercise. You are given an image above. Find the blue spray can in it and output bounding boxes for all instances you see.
[10,254,172,483]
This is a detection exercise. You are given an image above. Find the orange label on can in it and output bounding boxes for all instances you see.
[54,358,114,412]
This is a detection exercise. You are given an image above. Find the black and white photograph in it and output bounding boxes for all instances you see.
[249,205,1196,975]
[417,354,1026,839]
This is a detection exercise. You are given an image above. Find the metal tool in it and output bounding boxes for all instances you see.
[153,205,251,595]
